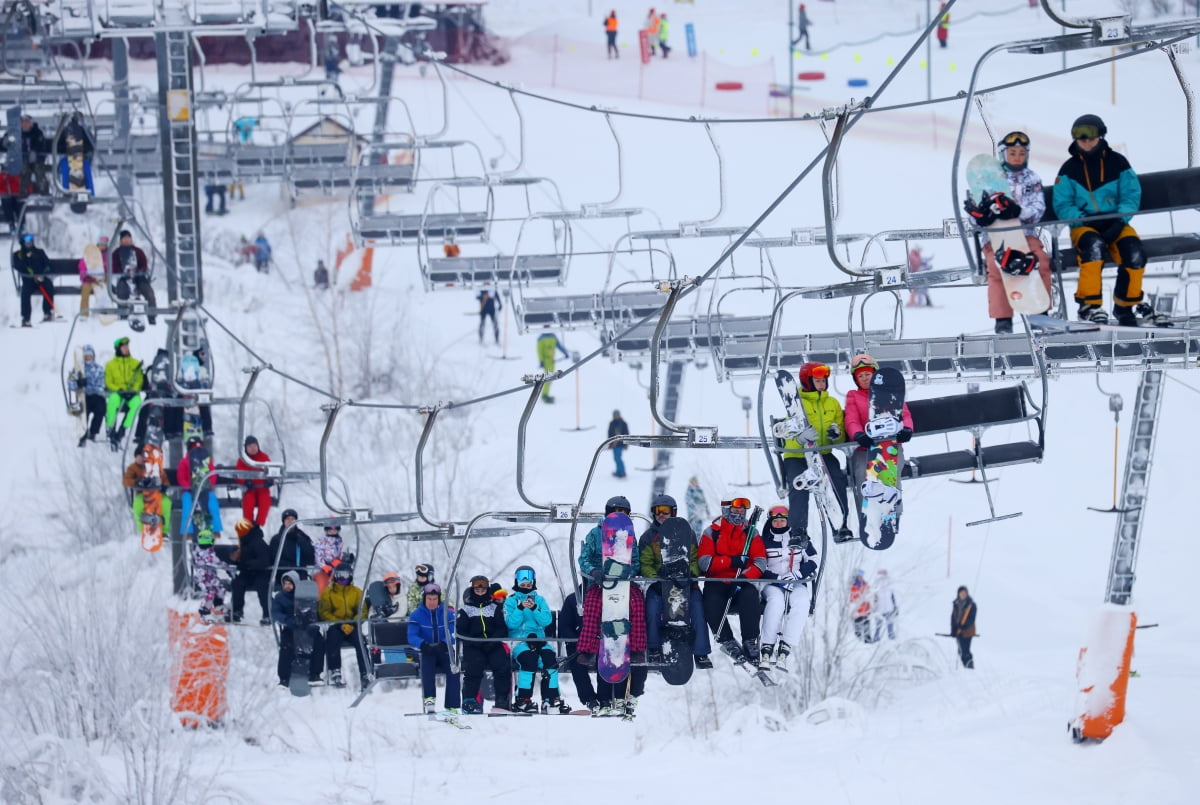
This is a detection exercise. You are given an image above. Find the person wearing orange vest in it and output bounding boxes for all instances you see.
[936,3,949,48]
[849,569,874,643]
[604,10,618,59]
[643,8,660,56]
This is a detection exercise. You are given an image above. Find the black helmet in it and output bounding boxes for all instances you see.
[415,563,435,581]
[514,565,536,589]
[1071,113,1107,139]
[281,508,298,522]
[650,494,677,516]
[605,495,631,515]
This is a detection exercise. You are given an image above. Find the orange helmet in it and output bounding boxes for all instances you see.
[235,518,254,537]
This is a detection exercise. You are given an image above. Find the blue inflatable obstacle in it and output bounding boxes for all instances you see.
[848,78,869,87]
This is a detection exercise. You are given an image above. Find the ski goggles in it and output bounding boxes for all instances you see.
[1000,131,1030,148]
[768,506,789,520]
[1071,125,1100,141]
[723,497,751,510]
[515,568,535,586]
[470,577,490,590]
[810,365,831,379]
[652,505,674,517]
[21,233,34,243]
[414,564,432,577]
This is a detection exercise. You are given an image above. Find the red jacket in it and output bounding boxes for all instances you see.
[843,387,913,448]
[850,580,872,617]
[177,451,217,488]
[698,519,766,581]
[236,451,272,487]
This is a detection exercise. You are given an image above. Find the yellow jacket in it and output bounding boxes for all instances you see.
[782,390,846,459]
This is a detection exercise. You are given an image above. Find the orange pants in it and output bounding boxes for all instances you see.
[1070,224,1144,309]
[985,234,1052,319]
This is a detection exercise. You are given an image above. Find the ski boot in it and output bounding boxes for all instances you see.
[742,638,761,666]
[720,639,747,665]
[1078,303,1109,325]
[545,696,571,714]
[258,617,271,626]
[514,697,538,713]
[694,654,714,670]
[589,700,604,717]
[759,643,774,671]
[646,647,664,664]
[835,524,856,543]
[994,317,1014,335]
[330,669,346,688]
[423,697,437,714]
[775,642,792,673]
[1133,301,1172,327]
[621,696,638,721]
[462,699,482,715]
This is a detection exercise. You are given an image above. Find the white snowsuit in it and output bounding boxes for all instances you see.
[873,576,898,641]
[760,526,819,649]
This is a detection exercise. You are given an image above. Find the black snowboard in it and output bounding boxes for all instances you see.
[861,367,906,551]
[657,516,695,686]
[5,107,22,175]
[290,579,320,697]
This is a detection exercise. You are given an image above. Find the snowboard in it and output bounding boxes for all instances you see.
[598,512,635,684]
[774,369,848,542]
[860,367,905,551]
[656,516,695,686]
[140,442,166,552]
[965,153,1048,314]
[4,107,21,176]
[290,579,320,697]
[188,445,214,534]
[67,347,85,416]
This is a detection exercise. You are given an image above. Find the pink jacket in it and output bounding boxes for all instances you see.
[843,387,913,447]
[78,256,105,283]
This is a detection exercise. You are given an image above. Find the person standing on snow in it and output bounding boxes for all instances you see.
[685,476,710,536]
[643,7,660,56]
[843,354,913,531]
[936,3,949,48]
[796,4,812,50]
[906,246,932,308]
[657,13,670,58]
[253,232,272,274]
[780,361,853,542]
[985,131,1053,334]
[849,568,873,643]
[1054,114,1161,327]
[758,505,818,671]
[535,332,572,404]
[952,585,977,668]
[604,10,619,59]
[873,569,899,641]
[477,288,501,345]
[607,409,629,478]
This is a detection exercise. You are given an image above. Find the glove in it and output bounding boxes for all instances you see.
[160,484,170,494]
[826,423,840,441]
[341,624,354,635]
[797,560,818,581]
[1097,217,1125,242]
[798,424,818,444]
[264,478,275,489]
[854,432,874,449]
[729,555,748,570]
[760,569,778,580]
[588,567,604,583]
[778,571,796,583]
[420,643,435,655]
[897,426,913,443]
[987,192,1021,221]
[964,194,996,227]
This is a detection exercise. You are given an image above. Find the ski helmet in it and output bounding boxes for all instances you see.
[514,565,536,589]
[1071,113,1106,140]
[332,565,353,586]
[323,522,342,533]
[799,361,831,392]
[196,529,215,546]
[605,495,632,515]
[768,505,789,519]
[850,354,878,376]
[186,435,204,449]
[382,571,401,587]
[281,508,298,522]
[469,574,489,588]
[114,337,130,350]
[235,518,254,537]
[82,344,95,358]
[423,582,443,599]
[650,493,677,517]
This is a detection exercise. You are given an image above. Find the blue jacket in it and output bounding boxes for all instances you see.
[504,589,552,640]
[1053,139,1141,226]
[83,360,105,396]
[579,522,641,579]
[271,589,298,629]
[254,236,272,262]
[407,603,456,649]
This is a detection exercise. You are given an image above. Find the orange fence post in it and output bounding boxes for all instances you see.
[169,610,229,729]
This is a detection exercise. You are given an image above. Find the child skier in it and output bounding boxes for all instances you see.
[504,566,570,713]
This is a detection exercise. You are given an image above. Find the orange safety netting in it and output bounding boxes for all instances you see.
[168,611,229,728]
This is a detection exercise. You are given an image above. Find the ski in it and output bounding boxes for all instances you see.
[429,712,471,729]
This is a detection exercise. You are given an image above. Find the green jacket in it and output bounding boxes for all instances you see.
[638,524,700,578]
[104,355,144,394]
[782,389,846,459]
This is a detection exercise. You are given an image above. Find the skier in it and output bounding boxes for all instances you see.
[272,570,325,688]
[457,574,511,713]
[906,246,932,308]
[639,494,713,669]
[235,435,273,527]
[849,569,873,643]
[607,409,629,478]
[873,569,899,641]
[203,182,227,215]
[936,3,949,48]
[230,518,271,625]
[698,496,767,664]
[253,232,271,274]
[657,13,670,58]
[268,508,316,586]
[75,345,106,446]
[1054,114,1162,326]
[177,435,223,537]
[314,260,329,290]
[323,39,343,96]
[110,230,157,324]
[365,571,404,620]
[122,444,172,536]
[104,337,143,451]
[54,111,94,194]
[406,563,437,614]
[477,288,501,345]
[408,583,462,714]
[77,234,109,317]
[18,114,50,195]
[951,585,977,668]
[604,10,619,59]
[843,354,913,520]
[311,522,344,593]
[643,7,660,56]
[781,361,853,542]
[685,476,710,536]
[12,232,54,327]
[505,566,570,713]
[535,332,572,404]
[796,3,812,50]
[758,505,819,671]
[318,562,369,689]
[192,528,231,619]
[986,131,1053,334]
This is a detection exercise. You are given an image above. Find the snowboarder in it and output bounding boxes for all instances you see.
[75,344,106,446]
[54,111,94,194]
[951,585,977,668]
[253,232,272,274]
[657,13,670,58]
[406,563,437,614]
[365,571,403,620]
[685,476,710,536]
[782,361,853,541]
[796,3,812,50]
[535,332,572,404]
[177,435,223,537]
[18,115,50,195]
[230,518,272,625]
[122,444,172,536]
[849,568,873,643]
[608,409,629,478]
[604,10,619,59]
[457,574,511,713]
[477,288,501,345]
[77,235,109,317]
[408,583,461,714]
[698,496,767,664]
[873,569,899,641]
[639,494,713,669]
[758,505,819,670]
[312,523,345,593]
[986,131,1053,334]
[235,435,273,527]
[203,182,227,216]
[318,562,369,689]
[104,337,143,451]
[504,566,569,713]
[1054,114,1162,327]
[192,528,231,619]
[843,354,913,519]
[272,571,325,687]
[110,230,157,324]
[12,232,54,327]
[268,508,316,586]
[314,260,329,290]
[906,246,932,308]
